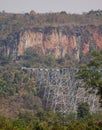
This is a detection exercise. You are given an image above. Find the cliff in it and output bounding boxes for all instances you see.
[0,25,102,61]
[0,11,102,118]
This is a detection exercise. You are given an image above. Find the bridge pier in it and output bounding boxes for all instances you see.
[22,67,100,114]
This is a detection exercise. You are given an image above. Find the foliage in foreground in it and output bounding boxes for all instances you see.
[0,113,102,130]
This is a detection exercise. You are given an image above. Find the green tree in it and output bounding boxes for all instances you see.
[77,50,102,103]
[22,47,44,67]
[77,102,90,118]
[44,54,56,67]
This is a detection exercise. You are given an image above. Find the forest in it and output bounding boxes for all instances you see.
[0,10,102,40]
[0,49,102,129]
[0,10,102,129]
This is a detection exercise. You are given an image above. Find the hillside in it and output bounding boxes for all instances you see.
[0,10,102,64]
[0,10,102,120]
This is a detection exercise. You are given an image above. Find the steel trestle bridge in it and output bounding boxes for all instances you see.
[22,67,100,114]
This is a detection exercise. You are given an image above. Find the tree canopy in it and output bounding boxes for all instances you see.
[77,50,102,103]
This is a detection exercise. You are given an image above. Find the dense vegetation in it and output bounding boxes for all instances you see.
[0,10,102,129]
[21,47,77,68]
[0,113,102,130]
[77,50,102,103]
[0,47,77,99]
[0,10,102,40]
[0,49,102,129]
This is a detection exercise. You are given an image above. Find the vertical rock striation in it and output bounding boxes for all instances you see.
[17,26,102,60]
[0,25,102,61]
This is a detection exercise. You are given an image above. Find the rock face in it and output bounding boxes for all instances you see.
[0,25,102,60]
[18,26,102,60]
[18,27,80,60]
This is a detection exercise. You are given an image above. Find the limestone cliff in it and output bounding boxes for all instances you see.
[18,27,80,61]
[0,25,102,61]
[18,26,102,60]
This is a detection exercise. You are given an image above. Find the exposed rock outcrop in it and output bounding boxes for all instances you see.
[0,25,102,61]
[18,26,102,60]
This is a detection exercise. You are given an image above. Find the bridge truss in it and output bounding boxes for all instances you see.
[22,67,99,114]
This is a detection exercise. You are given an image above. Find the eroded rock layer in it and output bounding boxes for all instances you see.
[18,26,102,60]
[0,25,102,60]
